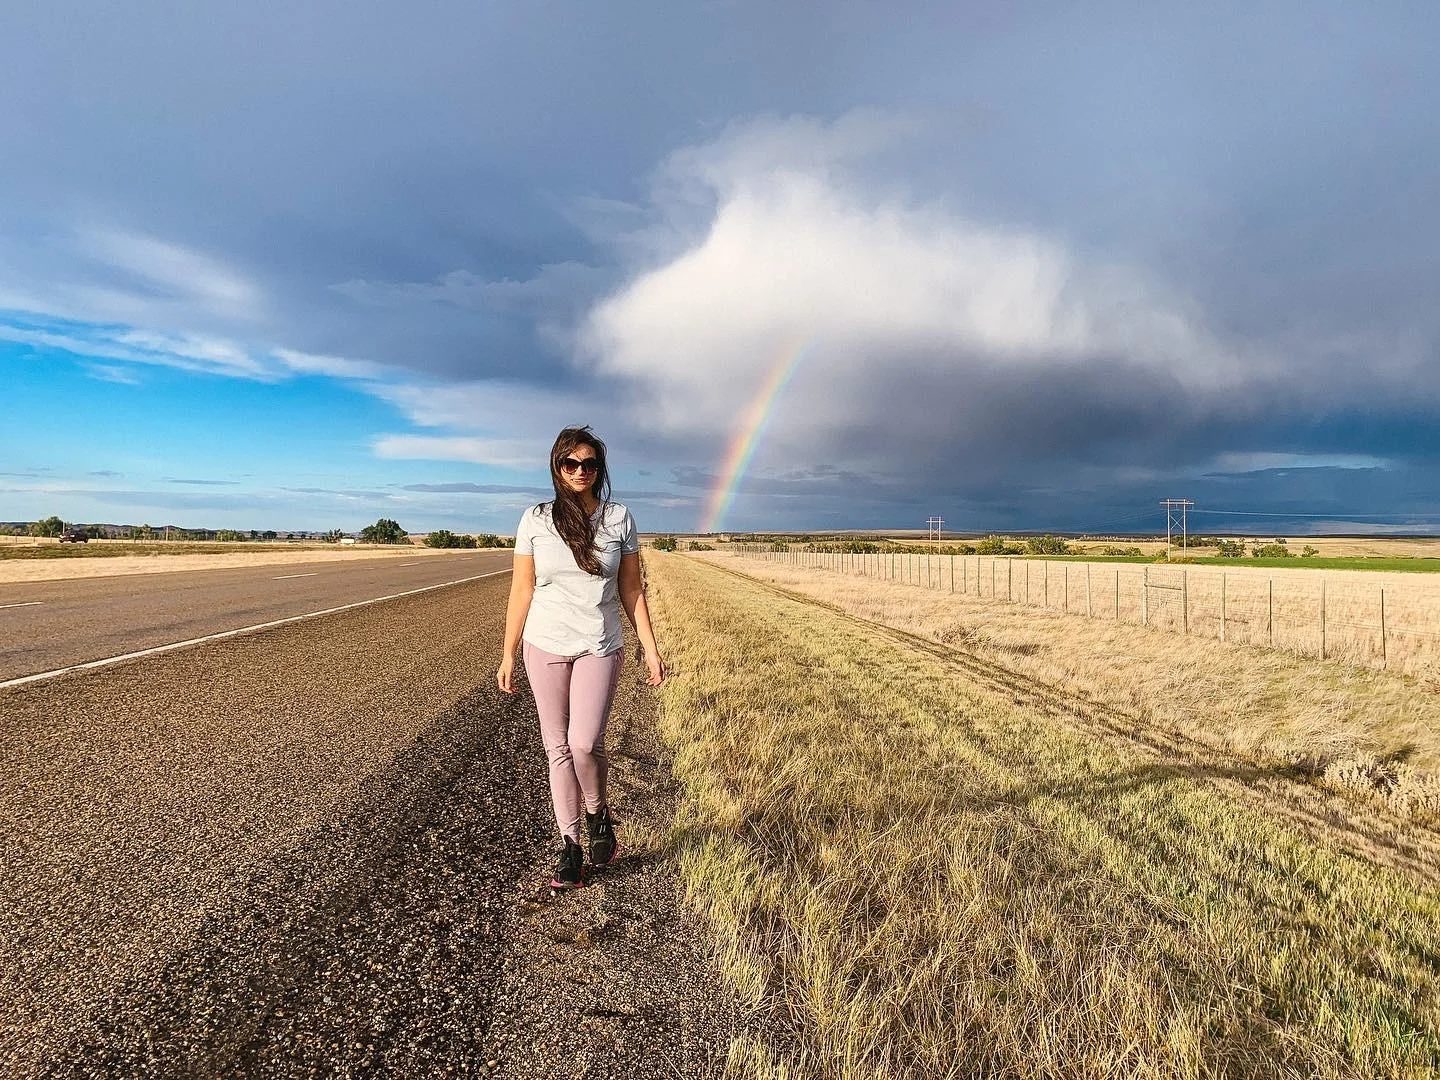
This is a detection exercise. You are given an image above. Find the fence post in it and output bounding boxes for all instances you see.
[951,553,955,593]
[1320,578,1326,660]
[1182,569,1189,634]
[1114,569,1119,620]
[1142,565,1149,626]
[1008,559,1013,601]
[1026,561,1031,604]
[1045,561,1049,608]
[1086,564,1092,617]
[1064,564,1069,613]
[1380,587,1387,669]
[1220,573,1227,643]
[962,556,966,593]
[992,558,997,597]
[1268,579,1273,647]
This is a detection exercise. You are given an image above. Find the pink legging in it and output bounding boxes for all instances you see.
[523,642,624,841]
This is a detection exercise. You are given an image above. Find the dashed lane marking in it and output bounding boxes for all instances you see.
[274,573,320,579]
[0,601,44,609]
[0,569,512,691]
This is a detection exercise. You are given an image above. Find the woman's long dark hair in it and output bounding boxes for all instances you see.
[544,426,611,576]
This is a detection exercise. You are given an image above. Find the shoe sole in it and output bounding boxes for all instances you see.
[549,875,586,890]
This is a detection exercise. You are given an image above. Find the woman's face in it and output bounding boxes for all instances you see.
[557,443,600,496]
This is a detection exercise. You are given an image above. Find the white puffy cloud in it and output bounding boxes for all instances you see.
[578,112,1243,458]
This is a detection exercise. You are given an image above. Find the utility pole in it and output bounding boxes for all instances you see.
[926,516,944,549]
[1160,499,1194,556]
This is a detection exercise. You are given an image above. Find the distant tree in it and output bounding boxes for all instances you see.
[425,530,477,548]
[1301,545,1319,557]
[215,529,244,542]
[262,530,278,541]
[652,536,678,552]
[1251,541,1293,558]
[30,515,65,537]
[1215,539,1246,558]
[360,518,408,544]
[688,540,714,551]
[975,535,1009,555]
[1024,535,1070,556]
[322,529,344,543]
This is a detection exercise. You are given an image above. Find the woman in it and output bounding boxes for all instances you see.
[497,426,665,890]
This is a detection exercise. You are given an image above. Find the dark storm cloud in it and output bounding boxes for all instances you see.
[4,3,1440,529]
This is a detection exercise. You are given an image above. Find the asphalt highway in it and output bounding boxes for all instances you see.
[0,551,513,684]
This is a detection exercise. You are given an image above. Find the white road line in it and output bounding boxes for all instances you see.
[274,572,319,579]
[0,601,44,609]
[0,569,511,691]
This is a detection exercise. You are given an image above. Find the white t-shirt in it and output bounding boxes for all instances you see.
[514,501,640,657]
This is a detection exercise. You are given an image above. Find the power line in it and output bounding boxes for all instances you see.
[1191,508,1440,520]
[1160,499,1194,552]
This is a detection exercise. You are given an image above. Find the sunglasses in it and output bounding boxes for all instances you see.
[558,456,600,474]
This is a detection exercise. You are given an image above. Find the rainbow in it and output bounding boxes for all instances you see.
[698,338,808,533]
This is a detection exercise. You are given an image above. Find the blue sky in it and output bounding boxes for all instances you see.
[2,2,1439,534]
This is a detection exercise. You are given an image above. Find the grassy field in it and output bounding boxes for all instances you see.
[1037,554,1440,572]
[713,551,1440,809]
[727,549,1440,676]
[647,554,1440,1079]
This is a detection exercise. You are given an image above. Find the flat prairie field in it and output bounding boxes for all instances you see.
[733,548,1440,675]
[0,540,458,584]
[647,553,1440,1079]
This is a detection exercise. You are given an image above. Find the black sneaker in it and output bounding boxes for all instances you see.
[550,836,585,890]
[585,805,617,867]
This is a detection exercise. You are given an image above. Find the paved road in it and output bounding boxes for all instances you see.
[0,551,513,683]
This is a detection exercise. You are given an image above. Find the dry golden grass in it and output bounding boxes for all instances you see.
[874,537,1440,559]
[648,554,1440,1079]
[737,550,1440,673]
[707,551,1440,820]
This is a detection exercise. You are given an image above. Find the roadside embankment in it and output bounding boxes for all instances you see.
[647,553,1440,1079]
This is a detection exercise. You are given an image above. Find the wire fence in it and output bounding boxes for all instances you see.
[726,545,1440,674]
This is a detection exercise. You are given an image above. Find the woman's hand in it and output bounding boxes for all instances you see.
[497,653,517,694]
[643,650,666,687]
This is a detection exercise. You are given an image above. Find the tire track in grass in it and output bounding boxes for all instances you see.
[703,557,1440,886]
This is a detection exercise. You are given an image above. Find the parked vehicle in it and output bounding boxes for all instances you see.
[58,529,89,543]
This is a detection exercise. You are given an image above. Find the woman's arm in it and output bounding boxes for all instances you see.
[497,553,536,694]
[618,552,664,686]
